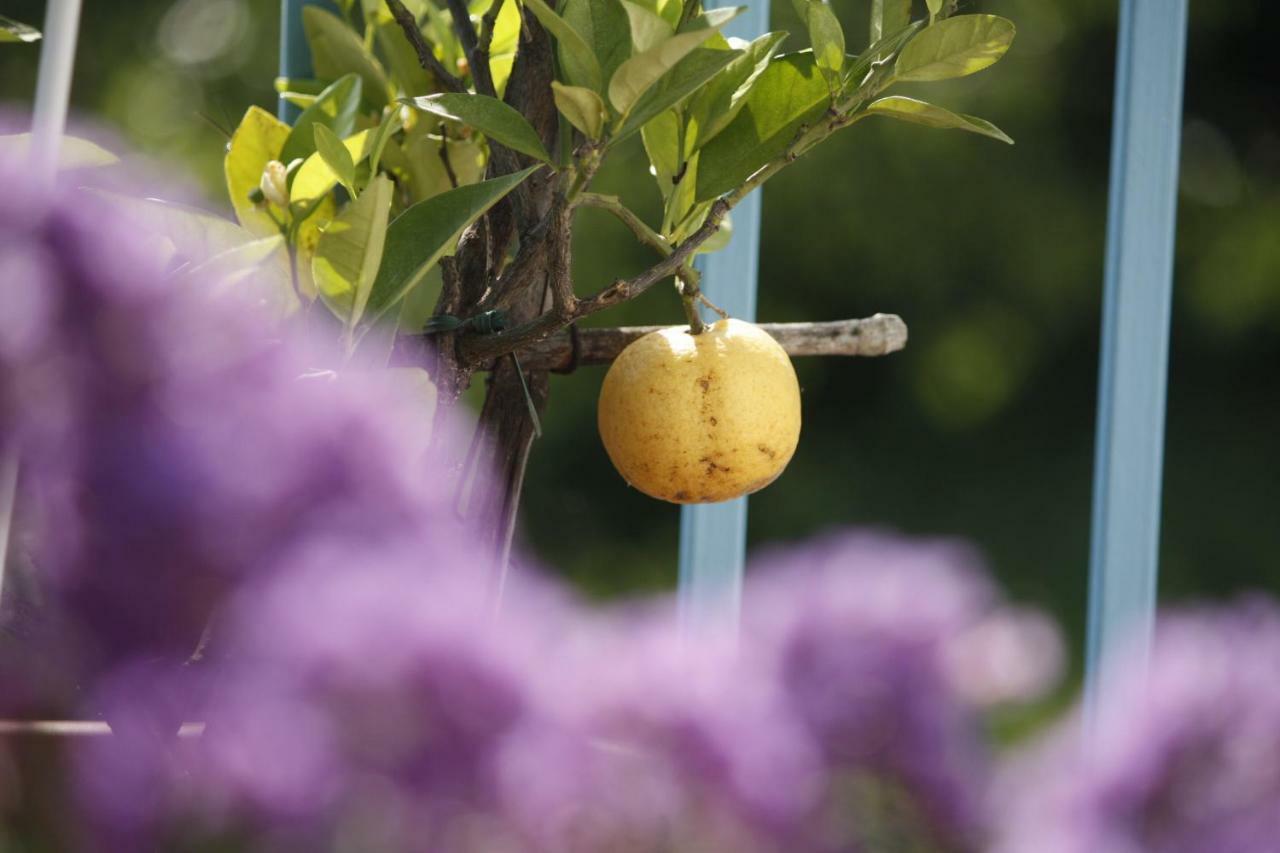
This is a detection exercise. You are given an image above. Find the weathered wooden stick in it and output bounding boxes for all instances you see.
[505,314,908,372]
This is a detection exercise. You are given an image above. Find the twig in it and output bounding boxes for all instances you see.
[385,0,466,94]
[438,135,459,188]
[483,316,910,371]
[471,0,506,100]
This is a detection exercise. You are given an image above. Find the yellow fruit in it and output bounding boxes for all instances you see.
[597,318,801,504]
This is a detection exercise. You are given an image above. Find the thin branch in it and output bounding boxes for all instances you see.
[438,135,459,188]
[472,0,506,100]
[445,0,501,99]
[481,316,910,371]
[385,0,466,94]
[576,192,704,301]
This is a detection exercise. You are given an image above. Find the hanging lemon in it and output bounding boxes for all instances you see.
[597,319,801,504]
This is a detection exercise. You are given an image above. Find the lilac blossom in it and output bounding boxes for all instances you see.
[994,598,1280,853]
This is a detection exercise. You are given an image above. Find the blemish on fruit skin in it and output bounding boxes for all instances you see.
[709,417,718,426]
[697,375,712,393]
[757,444,777,459]
[674,490,690,501]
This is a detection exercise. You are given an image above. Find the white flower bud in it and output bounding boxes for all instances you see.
[259,160,290,208]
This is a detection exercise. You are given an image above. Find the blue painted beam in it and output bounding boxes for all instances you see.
[678,1,770,641]
[279,0,339,122]
[1085,0,1189,730]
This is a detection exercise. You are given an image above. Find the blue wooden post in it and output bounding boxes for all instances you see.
[678,2,770,641]
[279,0,338,122]
[1085,0,1189,732]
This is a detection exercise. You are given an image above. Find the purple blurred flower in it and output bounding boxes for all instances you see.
[994,598,1280,853]
[740,531,1057,851]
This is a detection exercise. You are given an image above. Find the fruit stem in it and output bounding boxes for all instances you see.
[678,275,706,334]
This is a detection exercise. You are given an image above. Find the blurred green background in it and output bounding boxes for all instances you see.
[2,0,1277,664]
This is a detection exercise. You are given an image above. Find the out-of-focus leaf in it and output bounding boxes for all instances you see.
[893,14,1015,82]
[88,191,256,263]
[314,124,357,193]
[684,31,787,154]
[0,133,118,169]
[363,166,539,324]
[488,0,523,95]
[281,74,363,167]
[313,174,394,327]
[0,15,40,43]
[303,6,392,106]
[225,106,291,236]
[608,24,724,117]
[367,111,403,176]
[375,20,433,97]
[552,82,607,140]
[870,0,911,43]
[695,52,830,202]
[524,0,604,93]
[405,93,552,162]
[925,0,944,22]
[865,96,1013,144]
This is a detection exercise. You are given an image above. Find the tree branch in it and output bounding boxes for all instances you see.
[385,0,466,94]
[477,316,910,371]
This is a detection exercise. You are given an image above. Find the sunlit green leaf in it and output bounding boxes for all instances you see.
[870,0,911,43]
[684,31,787,153]
[314,124,357,193]
[641,109,681,199]
[608,24,723,117]
[562,0,632,92]
[894,14,1015,82]
[0,15,40,43]
[225,106,291,237]
[865,96,1013,144]
[803,1,845,75]
[925,0,943,23]
[622,0,673,53]
[281,74,363,166]
[695,52,830,202]
[292,129,372,203]
[303,5,392,106]
[552,82,607,140]
[523,0,604,92]
[313,174,394,327]
[614,40,740,143]
[367,111,403,176]
[405,93,552,162]
[488,0,523,95]
[363,166,539,324]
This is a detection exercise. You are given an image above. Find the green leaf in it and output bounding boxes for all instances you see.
[608,25,724,117]
[925,0,943,22]
[314,124,357,193]
[363,166,539,324]
[176,234,286,284]
[281,73,364,167]
[0,133,118,169]
[641,109,681,199]
[894,14,1016,83]
[614,41,741,143]
[870,0,911,43]
[0,14,40,42]
[622,0,673,53]
[803,2,845,75]
[225,106,292,237]
[302,6,392,106]
[292,129,372,203]
[552,82,607,140]
[684,31,788,153]
[865,96,1013,144]
[843,19,922,88]
[695,51,830,202]
[562,0,633,93]
[375,20,434,97]
[313,174,395,328]
[523,0,604,92]
[405,93,552,162]
[367,111,403,176]
[488,0,524,95]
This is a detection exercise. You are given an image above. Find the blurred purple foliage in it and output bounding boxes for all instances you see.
[12,133,1273,853]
